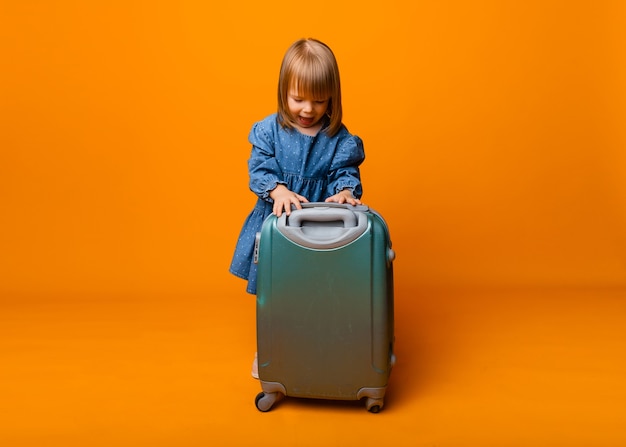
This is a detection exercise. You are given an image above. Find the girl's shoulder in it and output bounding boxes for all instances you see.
[249,114,280,144]
[334,123,362,145]
[252,113,280,132]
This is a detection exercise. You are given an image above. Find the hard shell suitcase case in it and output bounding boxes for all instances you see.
[253,202,395,412]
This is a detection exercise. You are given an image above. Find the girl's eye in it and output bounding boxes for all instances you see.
[316,100,327,104]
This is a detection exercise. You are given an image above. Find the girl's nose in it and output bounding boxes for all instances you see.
[302,102,312,112]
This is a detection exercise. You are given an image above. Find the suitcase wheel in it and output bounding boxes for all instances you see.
[368,405,381,414]
[365,397,384,413]
[255,391,281,412]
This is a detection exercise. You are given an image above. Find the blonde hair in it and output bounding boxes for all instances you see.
[277,38,343,137]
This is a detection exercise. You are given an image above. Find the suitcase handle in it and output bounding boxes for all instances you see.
[299,202,370,211]
[287,207,358,228]
[277,204,368,249]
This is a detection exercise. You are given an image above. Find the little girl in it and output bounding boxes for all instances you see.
[229,38,365,296]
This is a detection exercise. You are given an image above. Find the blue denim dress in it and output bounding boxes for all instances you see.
[229,114,365,294]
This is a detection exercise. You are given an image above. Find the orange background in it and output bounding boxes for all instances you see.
[1,1,625,446]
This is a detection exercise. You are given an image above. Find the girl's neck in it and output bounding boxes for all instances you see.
[295,121,323,136]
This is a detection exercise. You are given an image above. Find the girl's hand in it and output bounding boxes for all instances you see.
[270,184,308,217]
[325,189,362,206]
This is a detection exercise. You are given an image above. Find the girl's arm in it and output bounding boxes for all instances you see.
[250,152,306,215]
[248,121,287,201]
[325,135,365,204]
[248,119,307,216]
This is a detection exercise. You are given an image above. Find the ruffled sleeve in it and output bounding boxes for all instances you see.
[326,135,365,198]
[247,117,286,201]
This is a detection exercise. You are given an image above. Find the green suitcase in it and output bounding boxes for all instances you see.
[254,203,395,413]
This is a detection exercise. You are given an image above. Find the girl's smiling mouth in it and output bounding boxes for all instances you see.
[298,116,315,126]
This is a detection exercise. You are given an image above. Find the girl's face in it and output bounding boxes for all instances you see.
[287,89,329,135]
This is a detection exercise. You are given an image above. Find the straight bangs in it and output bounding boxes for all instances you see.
[289,60,334,102]
[277,38,343,136]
